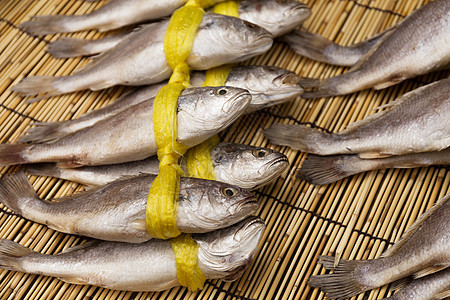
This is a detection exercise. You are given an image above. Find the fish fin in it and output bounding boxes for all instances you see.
[18,15,68,36]
[11,76,61,100]
[0,239,34,271]
[358,152,393,159]
[309,255,371,299]
[296,155,358,185]
[0,144,29,167]
[263,124,332,154]
[433,290,450,299]
[300,77,342,99]
[283,29,339,64]
[25,163,62,179]
[413,265,449,279]
[55,161,84,169]
[129,219,147,231]
[19,122,64,143]
[47,38,91,58]
[58,277,90,285]
[298,77,322,89]
[0,171,37,214]
[381,194,450,258]
[373,74,407,90]
[389,276,413,291]
[59,240,100,254]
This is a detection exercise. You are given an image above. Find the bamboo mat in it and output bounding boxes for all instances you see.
[0,0,449,299]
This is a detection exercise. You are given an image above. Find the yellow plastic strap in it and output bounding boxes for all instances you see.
[185,135,220,179]
[171,233,206,291]
[164,5,205,70]
[213,1,240,17]
[147,1,211,239]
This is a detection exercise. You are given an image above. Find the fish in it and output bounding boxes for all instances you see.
[25,142,289,189]
[0,171,258,242]
[289,0,450,98]
[282,27,393,67]
[0,86,251,167]
[0,216,265,291]
[21,0,310,37]
[12,13,273,100]
[308,193,450,299]
[384,268,450,300]
[18,65,302,144]
[45,0,310,58]
[264,77,450,157]
[19,0,223,35]
[297,147,450,185]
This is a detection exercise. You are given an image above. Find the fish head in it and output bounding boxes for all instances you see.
[176,177,258,233]
[225,66,303,112]
[188,13,273,69]
[239,0,311,37]
[211,142,289,189]
[177,86,251,147]
[193,216,266,280]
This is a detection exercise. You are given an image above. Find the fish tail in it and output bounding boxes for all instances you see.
[0,144,29,167]
[0,171,37,215]
[283,29,335,64]
[19,122,64,143]
[47,38,91,58]
[19,15,70,35]
[11,76,62,102]
[300,77,342,99]
[309,255,371,299]
[263,124,334,154]
[0,239,33,272]
[25,163,62,179]
[296,154,360,185]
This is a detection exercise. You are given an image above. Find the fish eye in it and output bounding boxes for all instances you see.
[217,88,227,95]
[221,187,237,197]
[253,149,268,158]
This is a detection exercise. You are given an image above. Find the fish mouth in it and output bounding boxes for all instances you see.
[233,195,259,214]
[289,4,312,21]
[252,156,289,189]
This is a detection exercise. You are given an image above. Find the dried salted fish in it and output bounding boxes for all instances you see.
[0,86,251,167]
[309,193,450,299]
[0,217,265,291]
[264,78,450,158]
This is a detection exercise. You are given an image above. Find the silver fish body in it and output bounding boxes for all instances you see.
[25,142,289,189]
[296,0,450,98]
[309,193,450,299]
[19,0,219,34]
[19,66,301,144]
[384,268,450,300]
[0,217,265,291]
[46,0,310,59]
[0,172,258,242]
[0,86,251,167]
[12,13,273,99]
[297,147,450,185]
[26,142,289,189]
[264,78,450,157]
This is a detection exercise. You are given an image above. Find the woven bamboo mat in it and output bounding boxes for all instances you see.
[0,0,449,299]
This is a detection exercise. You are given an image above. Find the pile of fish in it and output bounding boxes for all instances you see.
[1,0,449,297]
[0,0,314,292]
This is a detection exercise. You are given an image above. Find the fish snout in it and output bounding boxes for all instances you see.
[222,89,252,114]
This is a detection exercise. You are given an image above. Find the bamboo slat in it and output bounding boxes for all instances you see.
[0,0,448,299]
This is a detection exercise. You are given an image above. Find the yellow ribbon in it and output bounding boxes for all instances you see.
[171,233,206,292]
[147,0,239,291]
